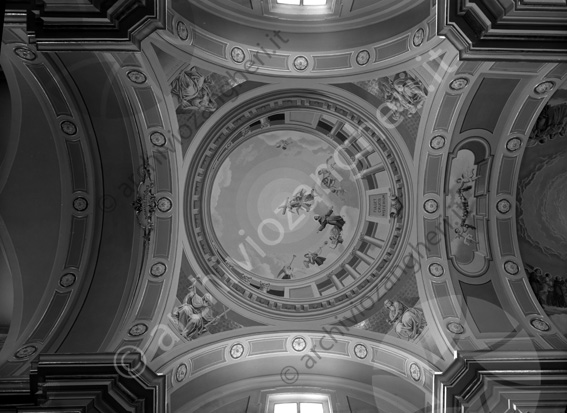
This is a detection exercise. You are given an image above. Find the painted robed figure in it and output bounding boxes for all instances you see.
[384,299,427,341]
[172,276,215,339]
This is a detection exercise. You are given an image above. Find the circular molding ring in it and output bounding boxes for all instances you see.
[182,88,412,324]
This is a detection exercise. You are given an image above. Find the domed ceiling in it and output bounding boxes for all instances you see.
[1,2,567,412]
[517,81,567,335]
[181,84,412,324]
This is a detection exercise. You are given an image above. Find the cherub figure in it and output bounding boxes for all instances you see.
[275,138,292,150]
[277,188,318,215]
[277,197,299,215]
[277,255,307,279]
[292,188,317,212]
[454,227,477,246]
[327,227,344,249]
[317,157,346,196]
[456,168,479,185]
[303,247,327,268]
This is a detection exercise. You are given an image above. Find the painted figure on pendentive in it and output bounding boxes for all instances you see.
[384,299,427,341]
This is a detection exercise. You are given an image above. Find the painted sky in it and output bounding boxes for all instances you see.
[210,130,361,280]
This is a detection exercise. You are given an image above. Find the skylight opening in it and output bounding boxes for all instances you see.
[276,0,328,5]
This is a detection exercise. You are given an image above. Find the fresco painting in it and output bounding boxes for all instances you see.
[518,83,567,336]
[209,130,361,280]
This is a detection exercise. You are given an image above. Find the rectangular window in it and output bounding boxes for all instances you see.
[268,393,331,413]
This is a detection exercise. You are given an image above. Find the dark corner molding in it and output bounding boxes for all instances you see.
[0,353,166,412]
[434,351,567,412]
[4,0,165,51]
[437,0,567,62]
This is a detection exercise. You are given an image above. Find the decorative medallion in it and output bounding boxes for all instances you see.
[231,47,246,64]
[292,336,307,352]
[504,260,519,275]
[157,197,172,213]
[129,323,148,337]
[430,135,446,150]
[230,343,244,359]
[15,345,37,359]
[150,262,167,277]
[73,197,88,212]
[127,70,147,84]
[176,21,189,41]
[496,199,511,214]
[413,28,425,47]
[355,50,370,66]
[175,363,188,382]
[150,132,166,147]
[59,273,76,288]
[530,318,550,332]
[293,56,309,71]
[506,137,522,152]
[424,199,439,213]
[409,363,421,381]
[534,81,554,95]
[447,322,464,334]
[61,120,77,135]
[354,343,368,359]
[428,263,444,277]
[14,47,36,61]
[449,78,469,91]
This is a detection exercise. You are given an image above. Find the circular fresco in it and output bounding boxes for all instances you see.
[209,130,363,281]
[184,90,410,322]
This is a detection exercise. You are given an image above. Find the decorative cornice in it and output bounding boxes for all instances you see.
[5,0,165,51]
[434,351,567,412]
[0,353,166,412]
[437,0,567,62]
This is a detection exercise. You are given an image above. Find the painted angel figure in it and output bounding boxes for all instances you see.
[170,67,217,112]
[292,188,317,212]
[456,168,479,184]
[303,247,327,268]
[277,197,299,215]
[314,207,345,233]
[277,255,307,279]
[317,169,345,196]
[327,227,344,249]
[275,138,292,150]
[454,227,477,246]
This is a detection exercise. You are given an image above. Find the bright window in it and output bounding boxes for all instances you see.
[276,0,327,5]
[274,402,324,413]
[268,393,331,413]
